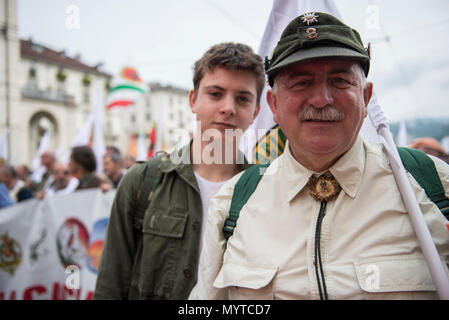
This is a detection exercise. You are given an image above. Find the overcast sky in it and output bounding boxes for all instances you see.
[17,0,449,122]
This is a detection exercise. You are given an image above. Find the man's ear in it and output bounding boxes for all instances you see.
[189,90,197,113]
[267,89,279,124]
[363,82,373,118]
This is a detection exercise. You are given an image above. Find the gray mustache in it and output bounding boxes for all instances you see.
[299,105,345,121]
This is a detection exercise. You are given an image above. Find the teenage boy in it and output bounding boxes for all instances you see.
[94,42,265,299]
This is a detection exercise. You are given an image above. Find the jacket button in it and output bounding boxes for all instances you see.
[183,268,192,278]
[192,221,200,231]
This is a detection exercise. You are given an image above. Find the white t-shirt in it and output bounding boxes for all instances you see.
[193,171,226,253]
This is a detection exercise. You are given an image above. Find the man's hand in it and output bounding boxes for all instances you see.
[35,190,46,200]
[100,182,113,193]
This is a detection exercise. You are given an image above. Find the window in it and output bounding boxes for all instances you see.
[29,112,58,158]
[27,63,38,90]
[83,87,90,104]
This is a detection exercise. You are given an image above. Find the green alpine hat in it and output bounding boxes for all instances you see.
[265,12,371,87]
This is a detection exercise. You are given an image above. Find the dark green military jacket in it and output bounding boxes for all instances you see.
[93,143,251,299]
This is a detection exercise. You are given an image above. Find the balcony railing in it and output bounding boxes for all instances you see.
[22,84,75,106]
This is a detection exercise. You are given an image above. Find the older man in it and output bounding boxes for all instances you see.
[123,154,136,170]
[34,150,56,193]
[35,162,79,198]
[190,13,449,300]
[103,146,124,188]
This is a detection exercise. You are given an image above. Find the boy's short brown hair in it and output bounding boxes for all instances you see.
[192,42,265,103]
[71,146,97,173]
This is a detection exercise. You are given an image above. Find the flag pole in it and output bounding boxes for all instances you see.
[369,101,449,300]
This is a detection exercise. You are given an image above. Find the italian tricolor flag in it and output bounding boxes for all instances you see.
[106,67,148,109]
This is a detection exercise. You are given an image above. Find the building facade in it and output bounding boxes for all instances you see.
[1,0,111,165]
[1,0,193,166]
[105,82,193,158]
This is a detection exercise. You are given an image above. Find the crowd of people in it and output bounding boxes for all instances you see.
[92,13,448,300]
[0,10,448,301]
[0,145,137,209]
[1,135,446,211]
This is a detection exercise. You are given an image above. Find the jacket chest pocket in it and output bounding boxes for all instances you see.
[214,263,277,300]
[142,207,189,238]
[137,207,190,299]
[354,256,449,299]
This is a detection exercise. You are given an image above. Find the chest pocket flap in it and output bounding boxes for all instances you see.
[214,262,277,289]
[142,207,188,239]
[354,256,449,293]
[214,263,277,300]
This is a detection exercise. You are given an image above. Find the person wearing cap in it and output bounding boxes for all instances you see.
[189,12,449,300]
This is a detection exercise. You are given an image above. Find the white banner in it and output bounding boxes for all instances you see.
[0,189,115,300]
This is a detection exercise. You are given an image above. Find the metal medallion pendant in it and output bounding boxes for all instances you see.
[307,174,341,202]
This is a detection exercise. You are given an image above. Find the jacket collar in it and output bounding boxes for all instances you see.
[283,136,365,202]
[160,143,192,173]
[329,136,365,199]
[78,171,96,189]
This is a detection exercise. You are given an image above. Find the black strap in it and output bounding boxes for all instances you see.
[132,153,167,230]
[314,201,329,300]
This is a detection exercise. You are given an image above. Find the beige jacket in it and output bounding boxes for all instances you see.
[189,137,449,300]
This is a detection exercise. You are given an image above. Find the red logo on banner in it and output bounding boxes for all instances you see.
[56,218,89,269]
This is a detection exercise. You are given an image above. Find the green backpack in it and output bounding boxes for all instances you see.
[223,147,449,240]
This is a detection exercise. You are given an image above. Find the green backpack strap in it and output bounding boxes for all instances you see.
[397,147,449,219]
[222,147,449,241]
[132,152,167,230]
[223,163,270,240]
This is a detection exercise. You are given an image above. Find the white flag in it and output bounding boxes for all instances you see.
[441,136,449,154]
[136,133,147,161]
[58,113,95,165]
[396,119,408,147]
[72,113,94,147]
[31,131,50,170]
[152,102,164,153]
[30,131,51,182]
[0,128,9,161]
[92,85,106,174]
